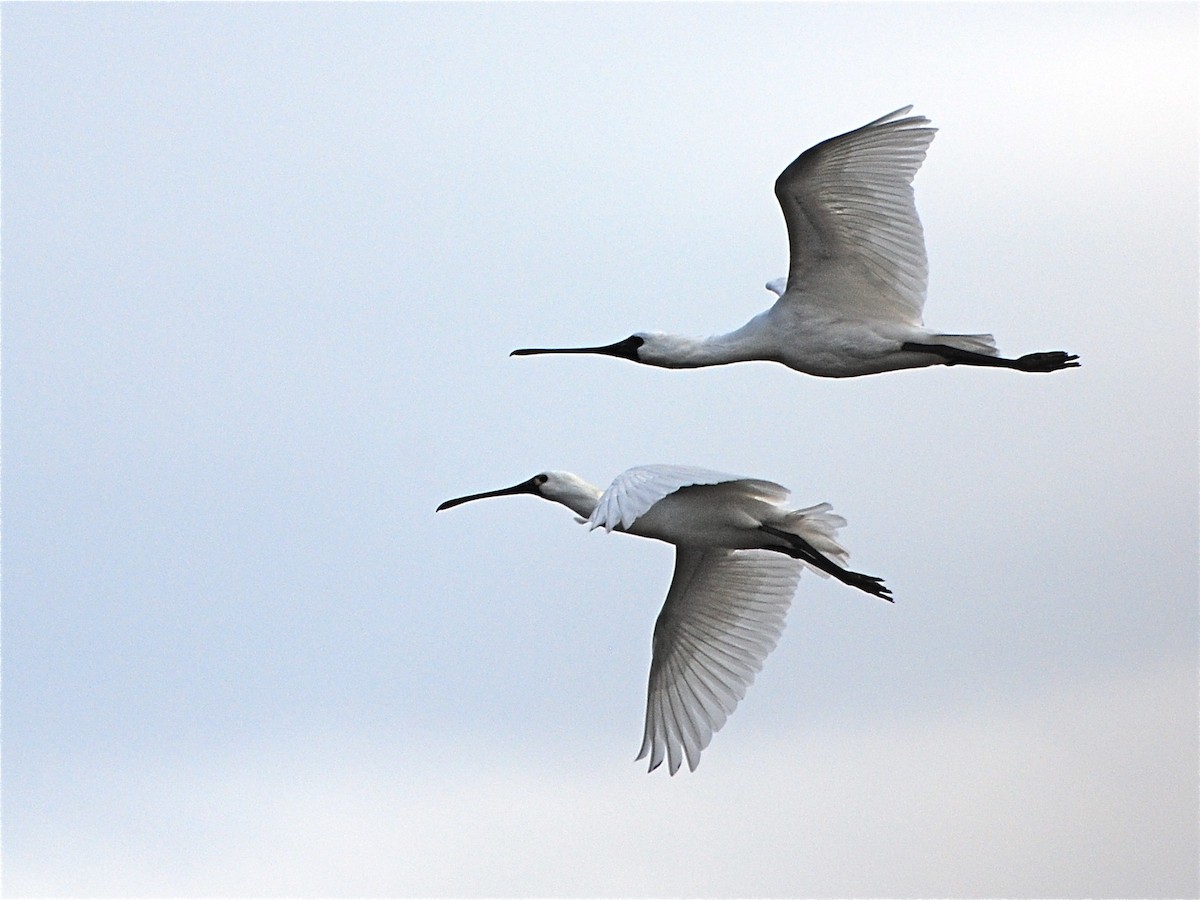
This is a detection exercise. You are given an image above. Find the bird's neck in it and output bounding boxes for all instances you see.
[549,479,604,519]
[642,314,777,369]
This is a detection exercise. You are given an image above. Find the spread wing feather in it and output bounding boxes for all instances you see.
[590,465,789,532]
[637,548,803,774]
[774,106,936,323]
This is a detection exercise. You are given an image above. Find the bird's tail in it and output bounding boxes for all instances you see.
[781,503,849,573]
[930,332,998,355]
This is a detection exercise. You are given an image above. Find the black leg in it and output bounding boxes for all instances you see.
[761,525,893,602]
[901,342,1079,372]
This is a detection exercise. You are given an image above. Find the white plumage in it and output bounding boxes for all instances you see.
[512,107,1079,377]
[590,465,789,533]
[641,547,800,775]
[438,464,890,775]
[774,106,933,324]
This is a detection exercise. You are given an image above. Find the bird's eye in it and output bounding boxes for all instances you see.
[534,474,548,486]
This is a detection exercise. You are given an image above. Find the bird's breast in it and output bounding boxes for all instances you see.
[623,490,772,549]
[777,310,933,377]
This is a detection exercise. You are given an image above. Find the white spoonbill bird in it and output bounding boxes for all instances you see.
[512,106,1079,378]
[437,464,891,775]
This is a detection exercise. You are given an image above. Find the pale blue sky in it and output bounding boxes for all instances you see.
[3,3,1197,897]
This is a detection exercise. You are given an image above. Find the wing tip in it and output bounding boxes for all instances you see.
[871,104,913,125]
[869,104,935,130]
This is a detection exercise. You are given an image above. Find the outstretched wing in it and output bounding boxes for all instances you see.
[639,547,803,775]
[590,465,789,533]
[774,106,936,324]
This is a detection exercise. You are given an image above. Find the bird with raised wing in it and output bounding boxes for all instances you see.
[437,465,891,775]
[512,107,1079,378]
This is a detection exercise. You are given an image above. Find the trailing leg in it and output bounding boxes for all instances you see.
[901,342,1079,372]
[760,525,893,601]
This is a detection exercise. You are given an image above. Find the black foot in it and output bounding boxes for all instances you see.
[841,569,894,602]
[1015,351,1080,372]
